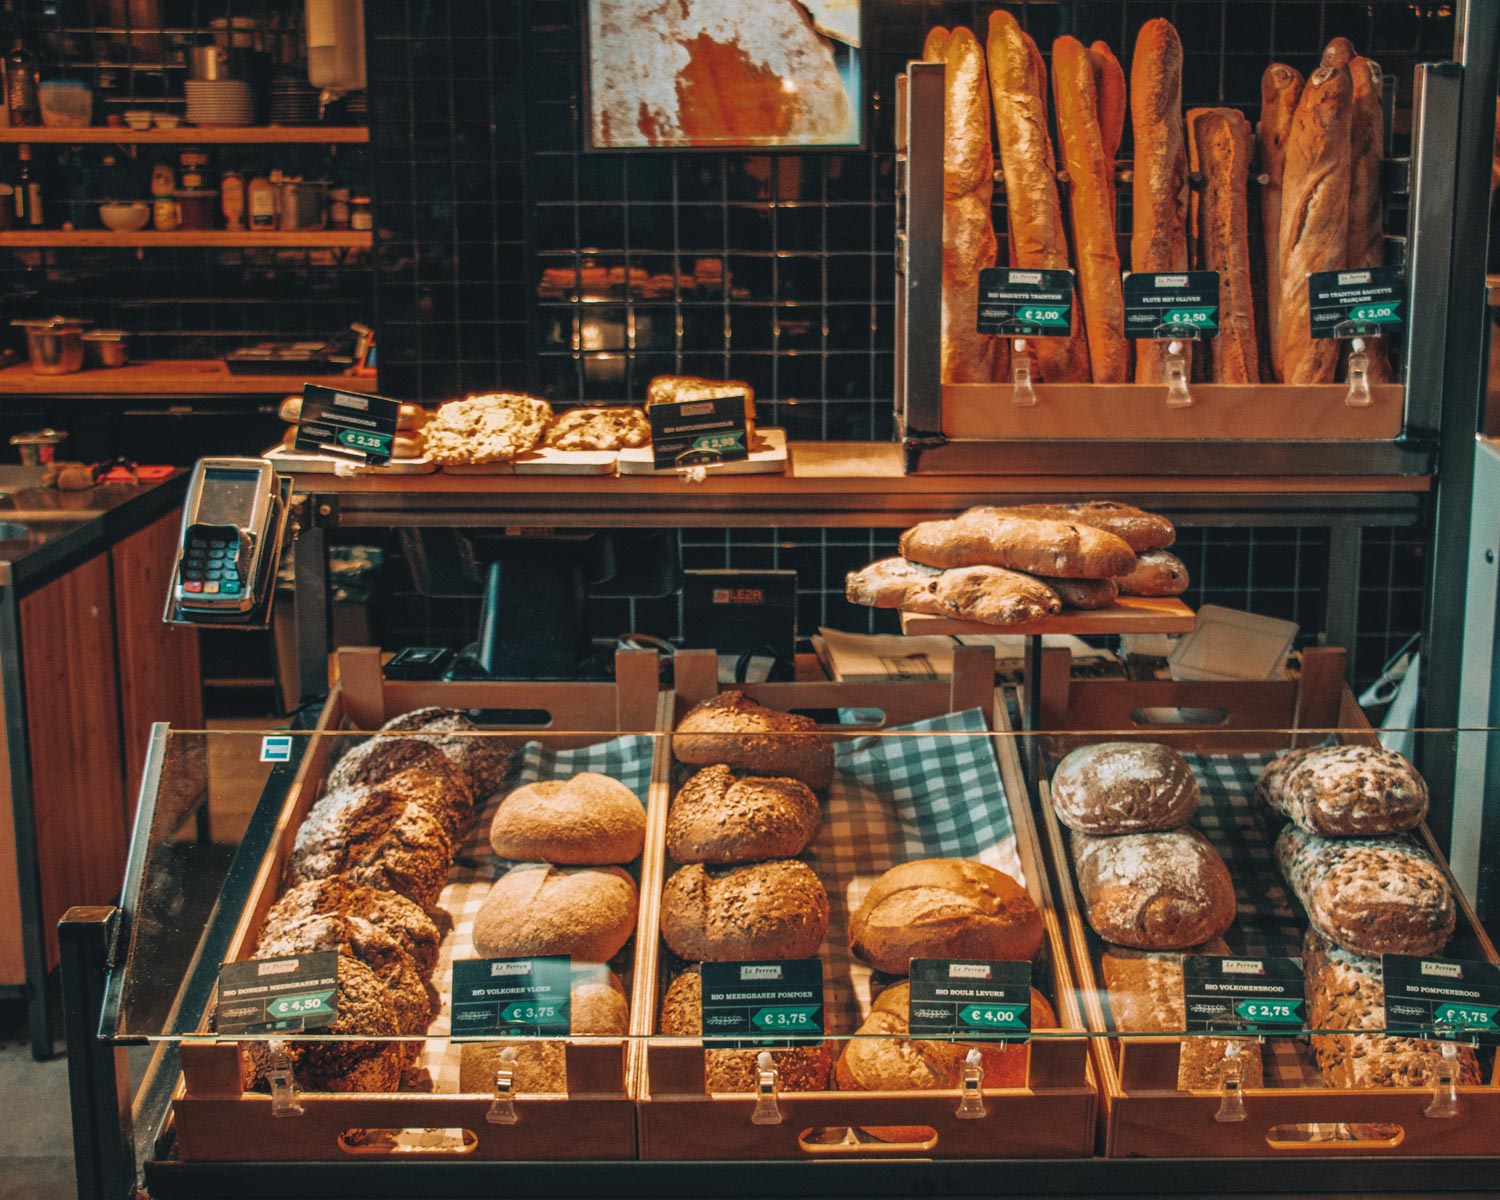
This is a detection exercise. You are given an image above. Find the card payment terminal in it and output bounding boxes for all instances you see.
[168,457,285,623]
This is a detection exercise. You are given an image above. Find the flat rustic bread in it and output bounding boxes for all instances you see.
[899,508,1138,579]
[1256,744,1428,836]
[423,393,554,464]
[543,406,651,451]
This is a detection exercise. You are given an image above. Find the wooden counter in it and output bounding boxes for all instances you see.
[0,359,360,396]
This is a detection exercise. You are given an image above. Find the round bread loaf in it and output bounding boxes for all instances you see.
[673,692,834,789]
[379,706,514,797]
[1256,744,1428,836]
[285,786,455,911]
[489,772,646,865]
[472,864,639,963]
[1071,828,1236,950]
[659,968,833,1093]
[666,764,822,864]
[261,877,441,975]
[660,860,829,961]
[848,858,1043,975]
[1050,742,1200,834]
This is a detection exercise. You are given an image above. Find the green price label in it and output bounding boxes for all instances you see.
[751,1005,819,1031]
[959,1003,1027,1028]
[1163,307,1217,327]
[266,990,336,1020]
[1434,1003,1499,1030]
[336,428,393,453]
[501,1002,562,1024]
[1015,305,1070,328]
[1348,303,1400,324]
[1234,999,1303,1025]
[691,432,745,454]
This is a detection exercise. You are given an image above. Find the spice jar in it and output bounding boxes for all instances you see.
[221,170,245,230]
[349,196,371,231]
[247,173,277,229]
[152,194,180,231]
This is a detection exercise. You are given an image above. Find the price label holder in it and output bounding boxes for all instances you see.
[216,951,340,1037]
[1123,271,1220,408]
[450,955,576,1039]
[1306,266,1404,408]
[293,383,401,465]
[647,395,751,478]
[1181,955,1305,1035]
[700,959,824,1050]
[908,958,1032,1042]
[1381,954,1500,1046]
[976,268,1075,408]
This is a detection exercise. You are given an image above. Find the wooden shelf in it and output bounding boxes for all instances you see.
[0,229,371,249]
[0,359,363,396]
[898,596,1198,637]
[0,126,367,144]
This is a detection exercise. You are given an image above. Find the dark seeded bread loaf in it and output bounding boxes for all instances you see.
[667,764,822,864]
[1257,744,1428,836]
[661,859,829,962]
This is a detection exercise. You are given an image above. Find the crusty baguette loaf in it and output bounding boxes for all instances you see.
[1036,575,1118,610]
[986,501,1176,551]
[1052,35,1130,382]
[1089,40,1126,224]
[1348,56,1392,383]
[1130,19,1190,385]
[922,24,949,63]
[937,26,1005,383]
[1276,826,1454,957]
[1277,64,1353,384]
[845,557,1062,626]
[1072,827,1236,950]
[899,509,1138,579]
[983,12,1089,383]
[1256,744,1428,837]
[1189,108,1259,382]
[1257,64,1304,380]
[1321,36,1357,68]
[1051,741,1200,835]
[1115,548,1189,597]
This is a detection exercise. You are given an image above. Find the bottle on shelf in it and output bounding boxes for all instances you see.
[247,168,278,229]
[3,34,38,127]
[14,142,41,226]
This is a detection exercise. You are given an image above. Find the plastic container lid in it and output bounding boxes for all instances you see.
[1168,604,1299,682]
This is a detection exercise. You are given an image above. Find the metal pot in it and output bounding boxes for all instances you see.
[12,316,92,375]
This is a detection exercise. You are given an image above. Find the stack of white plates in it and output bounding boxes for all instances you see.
[185,79,254,126]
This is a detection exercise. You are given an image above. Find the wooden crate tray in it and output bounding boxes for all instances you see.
[1027,646,1500,1159]
[632,648,1096,1160]
[171,647,667,1163]
[899,596,1195,638]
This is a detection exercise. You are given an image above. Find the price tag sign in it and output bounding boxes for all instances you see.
[1382,954,1500,1045]
[908,959,1032,1042]
[975,268,1075,337]
[1307,265,1404,339]
[648,395,750,471]
[1122,271,1221,341]
[216,951,340,1036]
[450,955,576,1039]
[700,959,824,1049]
[293,383,401,465]
[1182,955,1305,1033]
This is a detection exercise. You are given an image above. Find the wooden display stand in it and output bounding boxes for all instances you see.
[1030,646,1500,1159]
[631,647,1097,1160]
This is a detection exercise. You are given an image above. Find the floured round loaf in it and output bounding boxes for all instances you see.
[1256,744,1428,836]
[261,877,441,975]
[659,967,833,1093]
[848,858,1043,974]
[378,706,514,797]
[1050,741,1200,834]
[473,864,639,963]
[423,393,554,464]
[666,764,821,864]
[490,772,646,865]
[660,859,829,961]
[1071,827,1235,949]
[674,691,834,789]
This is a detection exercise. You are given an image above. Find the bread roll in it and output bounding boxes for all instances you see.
[489,772,646,865]
[1277,63,1353,384]
[1303,928,1481,1089]
[1130,19,1190,384]
[1275,826,1453,957]
[1347,56,1392,383]
[378,706,513,798]
[1115,549,1190,597]
[667,764,821,864]
[1047,36,1130,383]
[1189,108,1259,382]
[849,858,1043,974]
[674,691,835,790]
[1089,41,1127,224]
[1256,745,1428,836]
[472,864,639,963]
[659,967,834,1093]
[1072,827,1235,950]
[987,501,1175,552]
[261,877,441,976]
[984,13,1090,383]
[899,509,1138,579]
[1050,741,1200,834]
[1258,64,1304,380]
[660,860,829,961]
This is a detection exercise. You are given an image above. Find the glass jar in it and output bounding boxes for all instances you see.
[328,184,350,229]
[349,196,371,231]
[221,170,245,230]
[152,195,180,231]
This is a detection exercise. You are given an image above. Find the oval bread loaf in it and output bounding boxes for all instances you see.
[848,858,1043,974]
[666,764,821,864]
[1275,826,1453,957]
[660,859,829,961]
[473,864,639,963]
[1050,741,1200,834]
[489,772,646,865]
[899,509,1138,580]
[261,877,441,976]
[378,706,514,797]
[673,691,835,789]
[1256,744,1428,836]
[1071,827,1235,949]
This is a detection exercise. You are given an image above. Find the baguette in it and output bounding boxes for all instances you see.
[1277,64,1353,384]
[1051,35,1130,382]
[1189,108,1259,382]
[1129,19,1190,385]
[937,26,1005,383]
[1321,36,1357,69]
[984,12,1089,383]
[899,508,1138,579]
[922,24,949,63]
[1257,64,1304,380]
[1089,41,1126,224]
[1348,56,1392,383]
